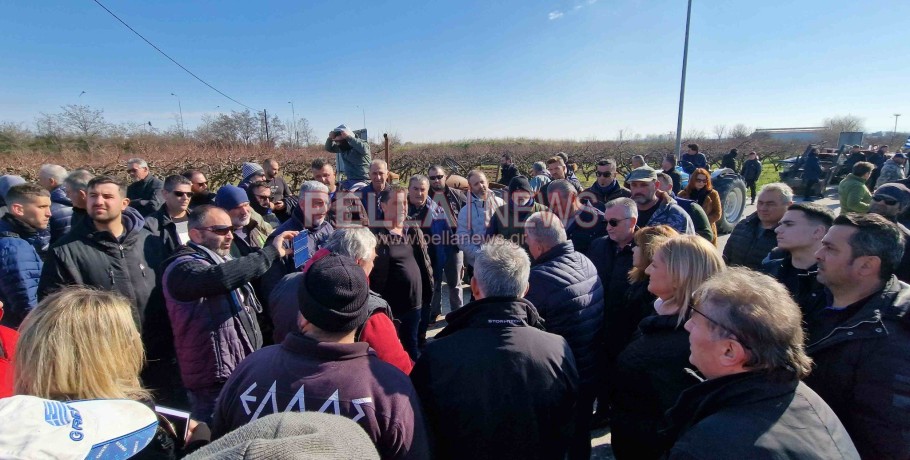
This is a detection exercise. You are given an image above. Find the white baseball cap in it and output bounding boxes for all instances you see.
[0,395,158,459]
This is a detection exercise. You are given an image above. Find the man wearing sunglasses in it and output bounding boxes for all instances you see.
[144,174,193,258]
[807,213,910,459]
[182,170,216,209]
[586,159,630,212]
[662,268,858,459]
[162,204,298,425]
[867,183,910,282]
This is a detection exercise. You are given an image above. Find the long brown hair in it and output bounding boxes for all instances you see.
[683,168,713,194]
[628,225,679,283]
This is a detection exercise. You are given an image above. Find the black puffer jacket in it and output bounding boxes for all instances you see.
[611,312,696,460]
[411,296,579,460]
[37,208,174,367]
[662,369,859,459]
[722,212,777,269]
[526,241,604,387]
[804,277,910,460]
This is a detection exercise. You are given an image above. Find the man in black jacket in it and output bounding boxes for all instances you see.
[144,174,192,258]
[498,153,519,186]
[723,183,793,269]
[183,170,216,210]
[761,203,834,313]
[524,211,603,460]
[661,155,683,195]
[63,169,93,233]
[663,268,858,459]
[411,239,579,460]
[808,213,910,459]
[546,179,606,255]
[584,159,631,211]
[126,158,164,217]
[37,175,182,407]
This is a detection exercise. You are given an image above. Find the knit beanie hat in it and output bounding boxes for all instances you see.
[215,185,249,210]
[0,175,26,201]
[241,162,265,181]
[185,412,379,460]
[508,176,533,194]
[298,253,370,333]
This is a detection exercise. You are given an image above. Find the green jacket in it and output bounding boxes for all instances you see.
[838,174,871,214]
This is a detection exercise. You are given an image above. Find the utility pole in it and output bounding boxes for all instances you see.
[263,109,270,144]
[892,113,902,146]
[674,0,693,158]
[288,101,297,148]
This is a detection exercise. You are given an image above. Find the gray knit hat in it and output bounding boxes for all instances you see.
[186,412,379,460]
[241,162,265,181]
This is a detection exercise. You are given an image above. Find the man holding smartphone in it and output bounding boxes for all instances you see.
[325,124,371,191]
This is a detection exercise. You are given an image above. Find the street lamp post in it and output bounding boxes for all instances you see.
[288,101,298,148]
[356,105,366,135]
[170,93,184,136]
[892,113,902,146]
[674,0,693,158]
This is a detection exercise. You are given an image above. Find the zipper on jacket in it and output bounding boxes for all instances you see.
[807,315,882,350]
[109,269,115,286]
[119,244,125,258]
[139,263,146,277]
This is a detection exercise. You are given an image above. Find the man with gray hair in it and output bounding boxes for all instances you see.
[125,158,164,217]
[269,226,414,375]
[63,169,93,230]
[723,182,793,269]
[524,211,603,460]
[37,164,72,242]
[261,180,335,308]
[360,159,390,224]
[661,268,858,458]
[412,239,579,460]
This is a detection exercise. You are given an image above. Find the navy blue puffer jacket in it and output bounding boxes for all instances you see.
[49,186,73,243]
[525,241,604,387]
[0,215,45,328]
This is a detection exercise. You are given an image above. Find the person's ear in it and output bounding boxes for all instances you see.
[719,338,749,369]
[121,197,130,210]
[470,276,481,299]
[8,203,23,217]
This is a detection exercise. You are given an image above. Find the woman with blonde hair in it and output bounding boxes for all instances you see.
[15,288,196,458]
[610,234,725,460]
[679,168,722,244]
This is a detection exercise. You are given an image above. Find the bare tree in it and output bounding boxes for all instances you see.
[58,104,108,137]
[823,115,865,134]
[713,124,727,140]
[729,124,753,139]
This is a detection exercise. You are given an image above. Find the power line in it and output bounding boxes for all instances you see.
[91,0,252,110]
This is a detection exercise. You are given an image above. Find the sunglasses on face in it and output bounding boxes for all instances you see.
[170,191,191,198]
[199,225,238,236]
[595,171,613,177]
[607,217,630,227]
[429,175,445,180]
[694,178,707,183]
[872,196,898,205]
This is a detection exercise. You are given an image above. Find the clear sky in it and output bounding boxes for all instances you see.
[2,0,908,142]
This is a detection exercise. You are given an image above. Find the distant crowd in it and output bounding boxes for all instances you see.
[0,125,906,459]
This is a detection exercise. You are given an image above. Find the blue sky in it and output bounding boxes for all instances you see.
[2,0,909,142]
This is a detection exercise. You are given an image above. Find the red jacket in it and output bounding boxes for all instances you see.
[0,311,18,398]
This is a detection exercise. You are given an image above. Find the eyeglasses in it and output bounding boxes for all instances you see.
[595,171,613,177]
[199,225,238,236]
[170,191,191,198]
[429,175,445,180]
[688,304,752,351]
[607,217,630,227]
[872,195,898,206]
[253,194,272,201]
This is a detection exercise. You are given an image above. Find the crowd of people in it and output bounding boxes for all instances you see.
[0,128,907,460]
